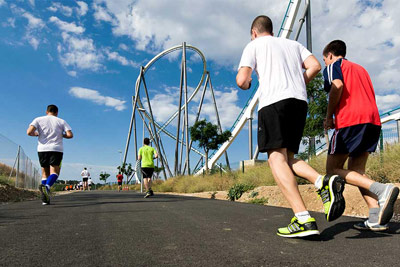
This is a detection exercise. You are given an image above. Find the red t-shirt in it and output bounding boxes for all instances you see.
[116,174,123,182]
[323,58,381,129]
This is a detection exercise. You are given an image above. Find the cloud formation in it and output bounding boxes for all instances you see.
[49,16,85,34]
[58,32,103,71]
[47,2,74,17]
[94,0,400,104]
[76,1,89,17]
[69,87,126,111]
[376,94,400,112]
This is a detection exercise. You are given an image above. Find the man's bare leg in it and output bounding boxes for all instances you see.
[268,148,307,214]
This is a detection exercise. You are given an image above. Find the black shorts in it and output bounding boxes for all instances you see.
[258,98,307,154]
[329,123,381,157]
[83,178,88,182]
[142,168,154,178]
[38,151,63,168]
[118,181,122,186]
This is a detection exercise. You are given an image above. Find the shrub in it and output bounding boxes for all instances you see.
[247,197,268,205]
[227,183,255,201]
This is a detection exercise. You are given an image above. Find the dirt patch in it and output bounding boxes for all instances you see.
[166,183,400,219]
[0,184,39,203]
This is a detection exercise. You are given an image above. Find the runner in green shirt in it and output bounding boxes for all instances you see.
[138,138,158,198]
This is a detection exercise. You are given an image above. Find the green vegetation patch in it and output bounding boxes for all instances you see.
[247,197,269,205]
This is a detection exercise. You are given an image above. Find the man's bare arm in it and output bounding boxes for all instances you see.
[236,67,253,90]
[303,55,321,84]
[325,79,343,129]
[27,125,38,136]
[63,130,73,139]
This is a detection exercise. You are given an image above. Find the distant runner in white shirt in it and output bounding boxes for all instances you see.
[81,168,90,191]
[27,104,73,205]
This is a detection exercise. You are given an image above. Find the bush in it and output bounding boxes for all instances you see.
[247,197,268,205]
[227,183,255,201]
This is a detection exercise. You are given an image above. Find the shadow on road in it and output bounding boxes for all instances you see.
[319,220,400,241]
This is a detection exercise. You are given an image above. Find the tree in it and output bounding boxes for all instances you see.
[190,119,231,174]
[154,166,164,179]
[117,163,134,183]
[302,73,328,158]
[99,172,110,184]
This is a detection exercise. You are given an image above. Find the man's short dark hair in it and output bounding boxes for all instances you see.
[144,138,150,145]
[251,15,273,35]
[323,40,346,57]
[47,104,58,114]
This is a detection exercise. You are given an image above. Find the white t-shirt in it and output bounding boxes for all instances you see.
[81,170,90,178]
[238,36,312,110]
[30,115,72,152]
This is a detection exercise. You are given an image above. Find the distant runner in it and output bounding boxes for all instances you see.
[322,40,399,231]
[81,167,90,191]
[116,172,123,192]
[138,138,158,198]
[27,104,73,205]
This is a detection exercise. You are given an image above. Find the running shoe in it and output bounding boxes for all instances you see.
[144,191,151,198]
[277,216,320,238]
[39,184,50,205]
[354,220,388,232]
[149,189,154,196]
[317,174,345,221]
[377,184,399,225]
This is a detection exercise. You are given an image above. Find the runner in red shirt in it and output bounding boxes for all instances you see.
[323,40,399,231]
[116,172,123,192]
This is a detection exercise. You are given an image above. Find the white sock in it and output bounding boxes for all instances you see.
[295,211,311,223]
[314,175,324,189]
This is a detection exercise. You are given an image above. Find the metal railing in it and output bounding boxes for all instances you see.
[0,133,41,189]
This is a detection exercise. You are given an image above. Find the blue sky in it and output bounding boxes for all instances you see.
[0,0,399,183]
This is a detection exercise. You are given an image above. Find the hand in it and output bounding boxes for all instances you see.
[247,78,252,90]
[324,117,335,130]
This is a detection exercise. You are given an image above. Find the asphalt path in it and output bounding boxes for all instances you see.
[1,190,400,267]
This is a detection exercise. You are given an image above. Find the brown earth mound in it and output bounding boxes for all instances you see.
[0,184,39,202]
[168,183,400,220]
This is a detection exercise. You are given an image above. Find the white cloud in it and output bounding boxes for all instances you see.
[67,70,77,77]
[27,36,39,50]
[47,2,73,17]
[2,18,16,28]
[49,16,85,34]
[200,88,242,129]
[28,0,35,7]
[69,87,126,111]
[141,84,241,130]
[93,0,400,98]
[76,1,88,16]
[118,43,129,51]
[96,0,284,65]
[105,49,138,67]
[93,2,115,23]
[58,32,103,71]
[0,0,5,7]
[46,53,53,61]
[376,94,400,112]
[22,12,45,29]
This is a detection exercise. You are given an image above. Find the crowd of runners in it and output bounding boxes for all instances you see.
[27,14,399,238]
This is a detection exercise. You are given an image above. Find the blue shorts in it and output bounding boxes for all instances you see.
[328,123,381,157]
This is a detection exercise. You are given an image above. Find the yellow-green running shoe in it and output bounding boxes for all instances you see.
[277,216,320,238]
[317,175,345,222]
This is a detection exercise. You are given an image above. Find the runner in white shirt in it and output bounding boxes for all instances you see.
[236,15,345,238]
[81,168,90,191]
[27,104,73,205]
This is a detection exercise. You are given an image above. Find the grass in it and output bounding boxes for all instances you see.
[99,143,400,194]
